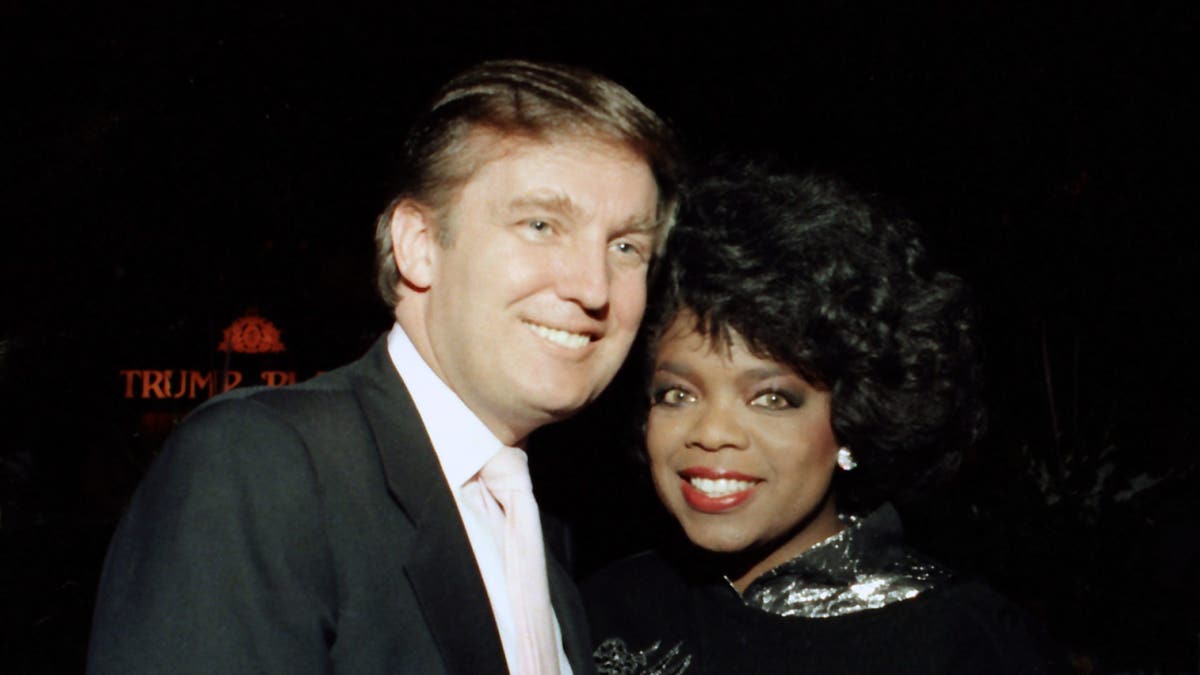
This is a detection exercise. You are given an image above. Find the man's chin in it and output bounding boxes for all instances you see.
[520,389,600,424]
[535,396,595,422]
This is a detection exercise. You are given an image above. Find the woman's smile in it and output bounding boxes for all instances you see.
[678,467,762,512]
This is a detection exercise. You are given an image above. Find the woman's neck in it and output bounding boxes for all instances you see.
[727,495,844,593]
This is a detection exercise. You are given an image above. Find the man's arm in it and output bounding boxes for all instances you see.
[87,398,337,674]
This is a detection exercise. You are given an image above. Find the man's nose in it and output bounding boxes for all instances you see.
[555,240,610,312]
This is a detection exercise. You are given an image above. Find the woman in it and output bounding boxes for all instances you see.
[584,164,1067,674]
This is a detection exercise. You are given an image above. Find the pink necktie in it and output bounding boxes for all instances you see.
[480,448,561,675]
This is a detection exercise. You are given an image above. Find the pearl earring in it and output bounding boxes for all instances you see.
[837,447,857,471]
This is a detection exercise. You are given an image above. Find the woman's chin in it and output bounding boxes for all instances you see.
[679,524,756,556]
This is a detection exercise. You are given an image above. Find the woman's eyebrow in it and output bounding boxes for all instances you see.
[742,366,792,380]
[654,361,693,378]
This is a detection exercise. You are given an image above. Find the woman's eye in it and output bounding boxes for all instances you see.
[527,219,550,232]
[652,387,693,406]
[750,391,798,410]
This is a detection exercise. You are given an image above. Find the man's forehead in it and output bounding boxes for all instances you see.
[461,129,653,194]
[432,127,660,238]
[460,126,650,177]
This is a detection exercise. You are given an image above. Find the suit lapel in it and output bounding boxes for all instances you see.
[548,554,596,675]
[351,339,508,675]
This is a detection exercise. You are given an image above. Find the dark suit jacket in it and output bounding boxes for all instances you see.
[87,337,595,674]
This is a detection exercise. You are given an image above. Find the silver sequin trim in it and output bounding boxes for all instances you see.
[594,637,692,675]
[738,504,952,618]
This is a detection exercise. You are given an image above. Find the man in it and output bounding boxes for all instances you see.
[87,60,681,674]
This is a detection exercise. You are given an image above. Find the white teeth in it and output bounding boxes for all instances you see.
[525,322,591,349]
[689,477,756,497]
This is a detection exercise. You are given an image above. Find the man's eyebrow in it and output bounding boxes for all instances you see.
[618,217,657,236]
[506,192,657,234]
[505,192,581,218]
[599,211,658,242]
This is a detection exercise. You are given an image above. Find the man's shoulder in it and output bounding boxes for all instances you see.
[153,357,381,477]
[195,357,357,413]
[124,349,407,532]
[183,351,388,438]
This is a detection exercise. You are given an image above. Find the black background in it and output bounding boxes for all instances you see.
[2,1,1198,672]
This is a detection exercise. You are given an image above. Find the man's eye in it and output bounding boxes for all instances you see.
[750,391,799,410]
[527,220,550,232]
[611,239,649,261]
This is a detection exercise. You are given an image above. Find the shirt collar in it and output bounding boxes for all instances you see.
[386,323,508,488]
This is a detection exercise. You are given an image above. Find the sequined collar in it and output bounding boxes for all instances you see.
[736,504,952,618]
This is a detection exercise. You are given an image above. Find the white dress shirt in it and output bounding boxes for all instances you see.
[386,324,573,675]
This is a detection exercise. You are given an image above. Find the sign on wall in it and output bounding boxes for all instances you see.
[119,311,305,401]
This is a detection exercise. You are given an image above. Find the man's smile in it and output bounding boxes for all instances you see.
[523,320,594,349]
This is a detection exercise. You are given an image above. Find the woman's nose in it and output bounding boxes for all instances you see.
[686,403,749,452]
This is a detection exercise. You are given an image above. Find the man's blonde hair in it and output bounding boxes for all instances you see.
[373,59,683,306]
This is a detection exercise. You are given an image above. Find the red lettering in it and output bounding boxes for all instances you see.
[188,371,215,398]
[222,370,243,392]
[118,368,309,399]
[260,370,297,387]
[161,370,188,399]
[119,370,141,398]
[142,370,167,399]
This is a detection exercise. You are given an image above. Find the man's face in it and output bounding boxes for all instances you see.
[420,135,659,445]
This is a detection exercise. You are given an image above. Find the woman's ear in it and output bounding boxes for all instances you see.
[389,200,435,291]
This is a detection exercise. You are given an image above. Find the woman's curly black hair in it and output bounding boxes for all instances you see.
[643,162,985,511]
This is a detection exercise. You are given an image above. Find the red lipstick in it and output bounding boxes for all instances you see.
[677,467,761,513]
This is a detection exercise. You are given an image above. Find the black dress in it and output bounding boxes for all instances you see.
[584,506,1069,675]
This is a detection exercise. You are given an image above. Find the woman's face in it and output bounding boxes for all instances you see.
[646,314,843,583]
